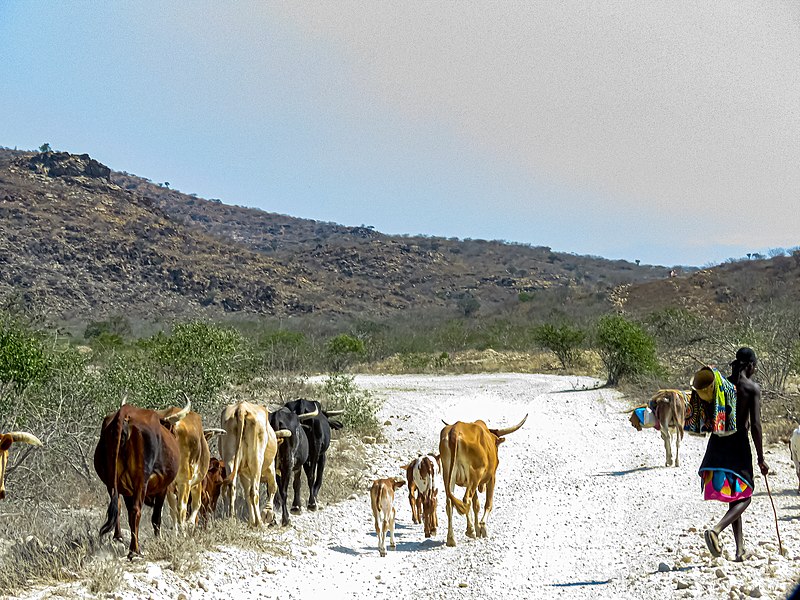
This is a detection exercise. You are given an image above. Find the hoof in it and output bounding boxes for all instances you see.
[466,530,476,539]
[290,506,302,514]
[446,537,456,547]
[307,503,318,512]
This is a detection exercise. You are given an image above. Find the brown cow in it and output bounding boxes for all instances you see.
[370,478,405,557]
[439,414,527,547]
[157,400,219,530]
[94,401,182,559]
[402,454,440,538]
[220,401,290,527]
[0,431,43,500]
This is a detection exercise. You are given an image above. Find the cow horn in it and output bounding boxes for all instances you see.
[491,414,528,437]
[274,429,292,439]
[166,400,192,424]
[120,394,127,407]
[8,432,43,446]
[324,409,345,417]
[203,428,227,440]
[296,406,319,420]
[441,420,451,427]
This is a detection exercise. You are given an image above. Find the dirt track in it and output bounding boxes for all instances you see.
[22,374,800,599]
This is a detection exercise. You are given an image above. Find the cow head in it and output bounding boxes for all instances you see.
[0,432,43,500]
[629,411,643,432]
[284,398,320,421]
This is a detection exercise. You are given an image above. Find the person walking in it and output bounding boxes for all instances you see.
[699,347,768,562]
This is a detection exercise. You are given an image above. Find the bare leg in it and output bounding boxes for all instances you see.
[731,517,745,560]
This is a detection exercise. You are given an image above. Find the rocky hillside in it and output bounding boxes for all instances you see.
[0,148,673,322]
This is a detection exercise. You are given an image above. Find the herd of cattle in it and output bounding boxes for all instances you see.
[0,394,532,561]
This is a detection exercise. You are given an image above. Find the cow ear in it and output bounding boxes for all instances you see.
[0,435,12,452]
[394,480,406,489]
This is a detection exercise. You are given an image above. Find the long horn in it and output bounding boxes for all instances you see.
[120,394,127,407]
[296,406,319,420]
[166,399,192,424]
[491,414,528,437]
[8,432,43,446]
[274,430,292,439]
[203,428,227,440]
[324,409,345,417]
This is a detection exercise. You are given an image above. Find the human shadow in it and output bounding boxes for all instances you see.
[753,488,798,498]
[594,466,660,477]
[549,579,611,588]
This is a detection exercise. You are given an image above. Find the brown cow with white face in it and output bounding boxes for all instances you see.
[0,431,43,500]
[370,478,405,557]
[402,454,440,538]
[439,414,527,547]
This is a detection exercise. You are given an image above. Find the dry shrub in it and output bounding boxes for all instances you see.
[319,434,370,505]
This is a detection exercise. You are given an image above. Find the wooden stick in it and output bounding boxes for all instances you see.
[764,473,783,555]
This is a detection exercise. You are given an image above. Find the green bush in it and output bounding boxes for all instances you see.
[532,323,586,368]
[258,330,310,372]
[0,318,51,391]
[320,373,381,437]
[595,314,659,385]
[326,334,365,372]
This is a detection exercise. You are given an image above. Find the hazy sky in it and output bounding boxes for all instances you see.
[1,2,798,266]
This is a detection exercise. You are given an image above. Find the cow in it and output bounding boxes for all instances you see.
[283,398,344,511]
[198,456,227,524]
[790,427,800,493]
[0,431,43,500]
[629,390,687,467]
[220,401,289,527]
[439,414,527,547]
[402,454,440,538]
[369,478,405,557]
[93,401,183,559]
[269,407,309,526]
[156,400,217,530]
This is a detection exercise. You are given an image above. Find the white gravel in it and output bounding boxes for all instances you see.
[18,374,800,599]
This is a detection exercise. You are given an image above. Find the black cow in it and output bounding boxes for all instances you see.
[283,398,343,512]
[269,407,309,526]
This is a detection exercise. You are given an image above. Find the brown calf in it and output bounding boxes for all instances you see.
[199,457,227,524]
[630,390,688,467]
[370,478,405,557]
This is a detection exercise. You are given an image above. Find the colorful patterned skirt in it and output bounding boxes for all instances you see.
[700,469,753,502]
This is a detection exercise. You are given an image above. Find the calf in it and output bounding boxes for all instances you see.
[269,407,309,526]
[402,454,440,538]
[199,457,227,524]
[790,427,800,493]
[647,390,688,467]
[0,431,43,500]
[370,478,405,557]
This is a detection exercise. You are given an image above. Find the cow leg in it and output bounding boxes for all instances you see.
[467,491,480,539]
[408,486,419,524]
[275,473,290,526]
[674,426,682,468]
[113,495,124,543]
[177,481,191,531]
[389,506,397,549]
[661,426,673,467]
[241,474,261,528]
[309,454,325,511]
[151,493,166,539]
[166,486,179,531]
[445,496,456,547]
[291,468,303,514]
[261,465,278,525]
[186,481,203,527]
[123,494,143,560]
[478,479,495,538]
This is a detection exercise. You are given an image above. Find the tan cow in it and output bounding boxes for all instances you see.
[439,414,527,547]
[629,390,688,467]
[402,454,440,538]
[220,401,290,526]
[0,431,43,500]
[369,478,405,557]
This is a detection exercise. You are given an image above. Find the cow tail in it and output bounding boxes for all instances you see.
[444,430,468,516]
[224,405,246,487]
[99,412,125,536]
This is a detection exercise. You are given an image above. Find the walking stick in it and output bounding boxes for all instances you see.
[764,473,783,555]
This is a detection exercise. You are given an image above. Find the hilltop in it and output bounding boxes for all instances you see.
[0,148,674,323]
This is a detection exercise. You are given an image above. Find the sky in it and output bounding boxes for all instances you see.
[1,1,798,267]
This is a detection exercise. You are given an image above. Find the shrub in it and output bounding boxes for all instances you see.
[595,315,659,385]
[320,373,381,438]
[326,334,365,372]
[532,323,586,368]
[0,316,51,391]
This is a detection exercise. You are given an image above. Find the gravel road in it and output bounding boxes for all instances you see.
[21,374,800,599]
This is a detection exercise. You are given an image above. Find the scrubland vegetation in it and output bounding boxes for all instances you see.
[2,284,800,594]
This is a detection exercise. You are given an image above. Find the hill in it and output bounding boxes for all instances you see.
[1,148,674,323]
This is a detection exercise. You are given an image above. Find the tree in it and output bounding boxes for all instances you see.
[326,334,365,372]
[38,143,51,153]
[456,293,480,317]
[532,323,586,368]
[595,315,659,385]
